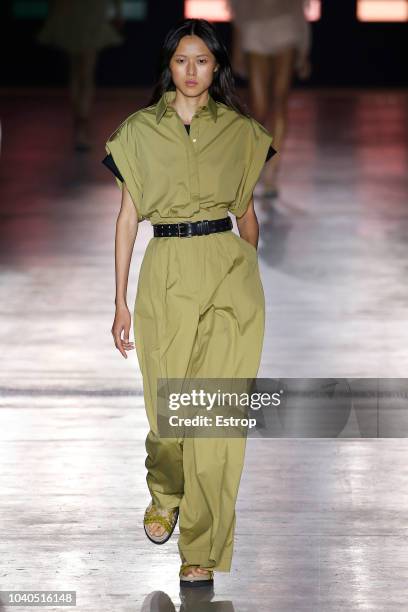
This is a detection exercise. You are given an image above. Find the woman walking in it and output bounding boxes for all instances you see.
[103,18,275,588]
[37,0,124,151]
[228,0,311,198]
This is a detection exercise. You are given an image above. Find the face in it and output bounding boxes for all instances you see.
[169,35,219,97]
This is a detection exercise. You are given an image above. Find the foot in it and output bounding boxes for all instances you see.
[180,565,211,578]
[145,522,166,538]
[143,501,179,543]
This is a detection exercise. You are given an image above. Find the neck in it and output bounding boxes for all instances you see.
[169,89,210,124]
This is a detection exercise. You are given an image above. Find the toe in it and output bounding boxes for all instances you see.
[147,522,159,536]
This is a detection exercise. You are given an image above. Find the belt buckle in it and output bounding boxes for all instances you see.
[177,222,190,238]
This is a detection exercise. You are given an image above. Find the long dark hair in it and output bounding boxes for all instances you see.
[146,18,250,118]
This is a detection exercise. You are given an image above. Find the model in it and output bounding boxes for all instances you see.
[102,18,276,588]
[37,0,124,151]
[228,0,311,198]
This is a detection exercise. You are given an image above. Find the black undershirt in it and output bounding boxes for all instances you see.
[102,123,277,183]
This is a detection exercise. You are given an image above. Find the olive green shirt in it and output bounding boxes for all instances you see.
[105,89,274,224]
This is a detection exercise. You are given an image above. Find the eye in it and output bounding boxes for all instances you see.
[174,58,208,64]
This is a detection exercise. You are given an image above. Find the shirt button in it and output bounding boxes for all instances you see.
[192,138,197,142]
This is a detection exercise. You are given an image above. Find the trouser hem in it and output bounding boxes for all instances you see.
[178,548,233,573]
[149,492,182,510]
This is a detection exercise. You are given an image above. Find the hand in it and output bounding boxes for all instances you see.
[111,304,135,358]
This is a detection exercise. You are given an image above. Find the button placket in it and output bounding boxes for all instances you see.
[169,111,196,207]
[189,116,200,202]
[171,109,202,207]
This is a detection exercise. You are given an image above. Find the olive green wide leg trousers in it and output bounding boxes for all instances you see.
[134,229,265,572]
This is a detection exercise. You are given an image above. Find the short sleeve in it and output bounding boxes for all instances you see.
[102,153,124,182]
[105,120,146,222]
[265,145,277,163]
[228,117,275,218]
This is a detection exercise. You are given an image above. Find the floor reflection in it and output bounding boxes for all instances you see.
[140,587,235,611]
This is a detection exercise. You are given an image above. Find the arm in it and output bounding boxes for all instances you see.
[236,196,259,250]
[111,182,138,358]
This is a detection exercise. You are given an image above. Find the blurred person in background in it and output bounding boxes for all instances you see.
[228,0,312,200]
[36,0,124,151]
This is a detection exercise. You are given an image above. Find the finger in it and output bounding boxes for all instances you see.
[123,323,131,342]
[112,328,123,347]
[121,331,134,347]
[112,328,128,357]
[115,342,127,358]
[120,335,135,350]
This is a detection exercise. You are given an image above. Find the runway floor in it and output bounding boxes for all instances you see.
[0,87,408,610]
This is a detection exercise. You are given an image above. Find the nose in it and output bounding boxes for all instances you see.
[187,61,197,77]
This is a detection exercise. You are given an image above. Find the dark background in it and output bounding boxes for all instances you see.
[0,0,407,88]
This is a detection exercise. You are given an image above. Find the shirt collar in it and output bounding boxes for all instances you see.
[155,89,218,124]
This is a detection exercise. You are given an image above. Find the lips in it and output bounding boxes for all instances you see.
[186,81,198,85]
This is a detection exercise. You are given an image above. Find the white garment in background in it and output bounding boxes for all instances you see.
[228,0,311,62]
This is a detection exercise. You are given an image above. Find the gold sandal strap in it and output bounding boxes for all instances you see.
[144,503,178,534]
[145,503,177,518]
[144,515,173,532]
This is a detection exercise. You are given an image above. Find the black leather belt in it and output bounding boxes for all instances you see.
[153,216,232,238]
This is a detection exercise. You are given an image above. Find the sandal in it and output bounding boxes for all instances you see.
[179,563,214,588]
[143,500,179,545]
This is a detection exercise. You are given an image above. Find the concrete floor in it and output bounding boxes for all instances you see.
[0,87,408,611]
